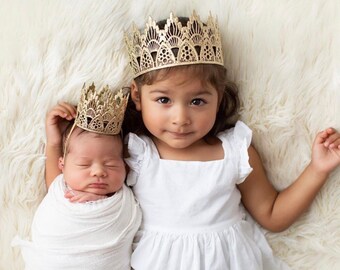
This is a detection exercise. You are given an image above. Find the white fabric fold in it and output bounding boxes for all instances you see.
[12,174,141,270]
[230,121,253,184]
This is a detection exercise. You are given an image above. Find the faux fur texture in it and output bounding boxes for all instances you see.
[1,1,339,269]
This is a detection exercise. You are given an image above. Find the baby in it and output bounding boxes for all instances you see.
[12,84,141,270]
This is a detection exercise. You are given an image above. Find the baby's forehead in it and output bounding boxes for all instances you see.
[73,127,118,138]
[84,132,121,143]
[69,128,123,148]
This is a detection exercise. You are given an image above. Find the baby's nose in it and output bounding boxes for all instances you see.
[91,164,107,178]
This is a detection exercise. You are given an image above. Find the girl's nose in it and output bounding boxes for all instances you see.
[172,105,191,126]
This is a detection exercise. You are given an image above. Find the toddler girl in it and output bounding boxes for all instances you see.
[123,11,340,269]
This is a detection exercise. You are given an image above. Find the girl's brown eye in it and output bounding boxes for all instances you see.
[191,99,205,106]
[157,97,170,104]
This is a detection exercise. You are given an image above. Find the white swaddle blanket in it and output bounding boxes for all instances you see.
[12,174,141,270]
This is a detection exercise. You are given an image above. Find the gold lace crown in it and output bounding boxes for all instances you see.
[125,11,224,78]
[75,83,129,135]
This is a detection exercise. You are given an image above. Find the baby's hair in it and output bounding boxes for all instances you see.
[61,122,88,157]
[123,16,240,137]
[62,122,124,157]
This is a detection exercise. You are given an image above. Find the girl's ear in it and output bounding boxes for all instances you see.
[130,81,142,111]
[58,157,65,172]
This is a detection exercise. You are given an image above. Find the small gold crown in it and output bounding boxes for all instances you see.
[75,83,129,135]
[125,11,224,78]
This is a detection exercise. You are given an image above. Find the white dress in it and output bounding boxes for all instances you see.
[125,121,290,270]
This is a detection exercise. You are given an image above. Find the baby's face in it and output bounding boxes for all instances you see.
[60,130,126,195]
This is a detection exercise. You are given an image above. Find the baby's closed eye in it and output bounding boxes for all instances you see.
[76,164,90,168]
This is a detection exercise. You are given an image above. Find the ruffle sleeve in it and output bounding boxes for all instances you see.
[124,133,147,186]
[233,121,253,184]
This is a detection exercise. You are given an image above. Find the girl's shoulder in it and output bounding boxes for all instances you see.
[124,133,154,186]
[218,121,253,184]
[217,121,252,147]
[125,133,152,154]
[124,132,154,165]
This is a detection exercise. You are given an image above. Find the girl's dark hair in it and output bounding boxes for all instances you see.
[122,64,240,137]
[122,16,240,137]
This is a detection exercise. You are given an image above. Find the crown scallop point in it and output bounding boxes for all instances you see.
[125,10,224,78]
[74,83,129,136]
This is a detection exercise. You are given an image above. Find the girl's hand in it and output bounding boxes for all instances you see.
[311,128,340,174]
[64,189,107,203]
[46,102,77,147]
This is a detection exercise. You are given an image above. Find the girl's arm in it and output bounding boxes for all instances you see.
[238,128,340,232]
[45,102,76,188]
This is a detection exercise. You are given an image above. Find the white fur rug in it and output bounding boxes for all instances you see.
[1,1,339,269]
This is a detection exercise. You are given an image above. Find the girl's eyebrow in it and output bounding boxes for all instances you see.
[148,89,170,94]
[149,89,213,96]
[194,90,213,96]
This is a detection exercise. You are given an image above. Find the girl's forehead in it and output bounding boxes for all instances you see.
[153,71,216,91]
[155,66,201,80]
[143,77,218,99]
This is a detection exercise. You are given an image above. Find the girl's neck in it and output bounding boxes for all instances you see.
[151,136,224,161]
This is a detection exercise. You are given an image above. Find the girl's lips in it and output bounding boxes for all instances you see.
[169,131,192,137]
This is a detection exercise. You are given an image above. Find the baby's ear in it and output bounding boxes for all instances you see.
[130,81,142,111]
[58,157,65,171]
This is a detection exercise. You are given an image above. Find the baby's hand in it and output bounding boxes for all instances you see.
[64,189,107,203]
[311,127,340,174]
[46,102,77,147]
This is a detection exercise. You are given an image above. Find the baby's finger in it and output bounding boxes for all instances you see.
[47,104,73,120]
[53,108,73,120]
[74,196,90,203]
[68,195,82,202]
[58,101,77,118]
[64,190,74,199]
